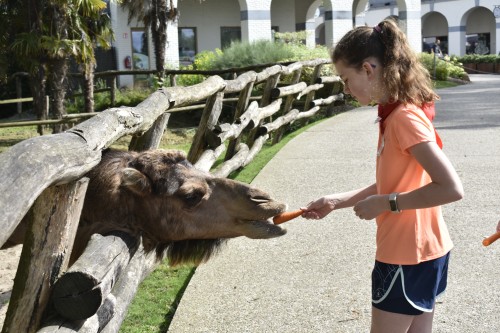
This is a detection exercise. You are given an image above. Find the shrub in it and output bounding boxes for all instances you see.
[454,54,500,64]
[419,53,467,81]
[210,40,295,70]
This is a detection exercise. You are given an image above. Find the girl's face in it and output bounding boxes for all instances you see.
[334,59,382,106]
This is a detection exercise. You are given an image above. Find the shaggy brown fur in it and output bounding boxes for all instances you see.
[5,149,287,266]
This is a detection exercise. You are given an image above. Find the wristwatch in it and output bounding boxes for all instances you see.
[389,192,401,213]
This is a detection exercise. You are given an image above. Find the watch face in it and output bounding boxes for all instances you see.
[494,6,500,18]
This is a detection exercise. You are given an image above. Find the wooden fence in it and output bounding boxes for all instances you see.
[0,58,344,333]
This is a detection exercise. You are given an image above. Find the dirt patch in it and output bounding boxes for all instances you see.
[0,245,22,330]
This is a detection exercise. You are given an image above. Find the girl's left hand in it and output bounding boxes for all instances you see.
[353,195,388,220]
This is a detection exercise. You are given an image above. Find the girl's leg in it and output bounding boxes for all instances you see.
[371,306,435,333]
[371,307,413,333]
[407,308,434,333]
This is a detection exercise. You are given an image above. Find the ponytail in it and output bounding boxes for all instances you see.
[332,19,439,106]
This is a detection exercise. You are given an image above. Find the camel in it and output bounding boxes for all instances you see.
[2,148,287,266]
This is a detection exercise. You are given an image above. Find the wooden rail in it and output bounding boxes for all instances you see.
[0,59,343,333]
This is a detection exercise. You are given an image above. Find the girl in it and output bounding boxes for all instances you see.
[302,19,463,333]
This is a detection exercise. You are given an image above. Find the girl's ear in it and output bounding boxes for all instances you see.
[362,61,378,80]
[362,61,376,74]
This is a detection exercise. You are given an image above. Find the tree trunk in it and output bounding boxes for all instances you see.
[83,64,95,114]
[151,0,169,76]
[29,66,48,135]
[49,59,69,133]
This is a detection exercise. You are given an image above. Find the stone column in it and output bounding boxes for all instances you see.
[240,0,272,43]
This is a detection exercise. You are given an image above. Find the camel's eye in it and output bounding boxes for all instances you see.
[176,184,206,209]
[183,190,204,208]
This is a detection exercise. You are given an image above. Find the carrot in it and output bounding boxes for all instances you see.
[482,231,500,246]
[273,209,304,225]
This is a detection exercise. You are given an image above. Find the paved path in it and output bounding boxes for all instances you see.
[169,74,500,333]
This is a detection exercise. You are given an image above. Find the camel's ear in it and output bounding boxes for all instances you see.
[121,167,152,196]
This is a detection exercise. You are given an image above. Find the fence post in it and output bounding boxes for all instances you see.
[15,76,22,114]
[2,179,88,333]
[110,76,117,107]
[225,81,254,161]
[247,72,281,147]
[272,67,303,144]
[187,91,224,163]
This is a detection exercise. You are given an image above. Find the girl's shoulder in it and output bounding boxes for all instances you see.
[393,104,431,124]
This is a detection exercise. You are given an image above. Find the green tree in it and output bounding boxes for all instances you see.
[120,0,178,77]
[1,0,111,133]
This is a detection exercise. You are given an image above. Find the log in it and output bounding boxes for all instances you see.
[37,295,116,333]
[257,109,300,136]
[128,112,171,151]
[312,93,344,107]
[280,62,303,75]
[194,145,226,172]
[295,106,321,120]
[0,134,99,248]
[297,83,324,100]
[315,75,342,84]
[205,102,258,148]
[99,246,158,333]
[243,134,269,167]
[270,82,307,99]
[187,92,224,163]
[272,68,303,144]
[129,113,170,151]
[164,75,226,107]
[225,79,255,160]
[51,232,139,321]
[223,71,257,94]
[2,179,88,333]
[302,64,325,115]
[236,101,260,129]
[247,99,283,129]
[212,143,250,178]
[255,65,282,84]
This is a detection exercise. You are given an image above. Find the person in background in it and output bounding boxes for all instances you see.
[432,39,443,58]
[301,19,463,333]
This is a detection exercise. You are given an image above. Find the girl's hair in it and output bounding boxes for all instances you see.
[331,19,439,105]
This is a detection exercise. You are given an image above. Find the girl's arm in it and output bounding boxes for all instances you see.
[353,141,463,220]
[397,141,464,210]
[302,183,377,219]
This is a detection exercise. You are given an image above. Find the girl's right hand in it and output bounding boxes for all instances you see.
[496,220,500,233]
[301,196,337,220]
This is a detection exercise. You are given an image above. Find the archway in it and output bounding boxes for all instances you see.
[422,12,449,55]
[462,6,497,55]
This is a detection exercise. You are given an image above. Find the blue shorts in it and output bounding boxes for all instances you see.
[371,252,450,315]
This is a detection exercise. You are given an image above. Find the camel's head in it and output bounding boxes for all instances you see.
[82,149,287,265]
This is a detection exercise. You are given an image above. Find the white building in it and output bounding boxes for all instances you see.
[108,0,500,87]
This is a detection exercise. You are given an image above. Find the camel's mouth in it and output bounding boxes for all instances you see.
[236,219,287,239]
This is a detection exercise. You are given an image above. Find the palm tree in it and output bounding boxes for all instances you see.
[4,0,111,133]
[120,0,178,77]
[75,5,114,113]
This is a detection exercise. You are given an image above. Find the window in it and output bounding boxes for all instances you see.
[221,27,241,49]
[178,27,197,66]
[131,29,149,70]
[466,33,490,55]
[131,29,149,87]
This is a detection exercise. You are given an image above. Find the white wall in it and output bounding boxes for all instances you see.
[178,0,241,52]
